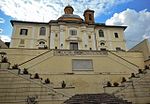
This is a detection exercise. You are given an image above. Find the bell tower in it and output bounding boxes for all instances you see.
[84,9,95,24]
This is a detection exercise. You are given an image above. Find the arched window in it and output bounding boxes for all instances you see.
[99,30,104,37]
[100,42,105,46]
[89,14,92,20]
[39,41,45,45]
[39,27,46,35]
[114,32,119,38]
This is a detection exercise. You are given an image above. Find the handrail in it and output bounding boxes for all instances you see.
[108,51,139,68]
[26,54,54,69]
[107,56,137,71]
[18,50,52,66]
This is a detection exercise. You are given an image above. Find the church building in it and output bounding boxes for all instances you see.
[0,5,150,104]
[10,5,126,51]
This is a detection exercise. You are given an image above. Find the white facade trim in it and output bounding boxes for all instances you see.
[50,32,55,49]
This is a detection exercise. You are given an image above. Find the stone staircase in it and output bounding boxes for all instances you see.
[64,93,132,104]
[0,68,68,104]
[105,68,150,104]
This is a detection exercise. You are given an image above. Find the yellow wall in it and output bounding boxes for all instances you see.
[129,39,150,66]
[10,22,127,51]
[10,22,50,49]
[0,48,145,98]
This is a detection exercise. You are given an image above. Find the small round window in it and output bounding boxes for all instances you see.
[100,42,105,46]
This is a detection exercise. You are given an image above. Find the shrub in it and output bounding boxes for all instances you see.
[1,57,8,63]
[106,81,112,87]
[121,77,126,83]
[45,78,50,84]
[34,73,40,79]
[113,82,119,87]
[131,73,135,77]
[23,68,29,74]
[12,64,19,69]
[138,69,143,74]
[145,65,149,69]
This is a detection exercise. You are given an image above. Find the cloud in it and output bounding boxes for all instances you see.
[0,28,3,33]
[0,35,11,42]
[0,0,132,22]
[106,9,150,49]
[143,34,150,39]
[0,18,5,23]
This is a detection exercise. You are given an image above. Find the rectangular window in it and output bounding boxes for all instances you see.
[72,59,93,70]
[114,33,119,38]
[70,42,78,50]
[20,29,28,35]
[70,30,77,36]
[39,27,46,35]
[99,30,104,37]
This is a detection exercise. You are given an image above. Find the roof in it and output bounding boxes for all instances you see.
[84,9,95,16]
[64,93,132,104]
[95,23,127,30]
[58,14,83,22]
[60,14,81,19]
[0,39,8,49]
[10,20,49,26]
[10,20,127,30]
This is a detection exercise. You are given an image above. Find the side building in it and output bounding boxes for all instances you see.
[129,39,150,66]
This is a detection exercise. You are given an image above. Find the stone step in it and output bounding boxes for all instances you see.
[0,98,64,104]
[0,86,49,89]
[124,96,150,104]
[0,94,49,99]
[0,83,43,88]
[0,88,50,93]
[126,84,150,88]
[118,87,150,92]
[0,92,51,97]
[116,92,150,98]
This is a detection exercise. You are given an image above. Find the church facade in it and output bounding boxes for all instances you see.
[10,5,126,51]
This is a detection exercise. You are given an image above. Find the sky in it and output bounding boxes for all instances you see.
[0,0,150,49]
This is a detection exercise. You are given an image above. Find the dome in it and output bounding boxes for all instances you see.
[58,5,83,22]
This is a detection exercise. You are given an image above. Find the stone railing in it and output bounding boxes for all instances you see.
[53,50,108,56]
